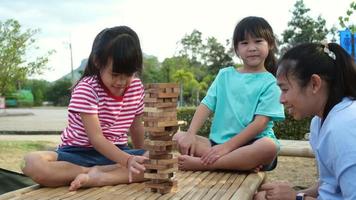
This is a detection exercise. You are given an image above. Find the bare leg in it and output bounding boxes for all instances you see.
[69,152,149,190]
[69,165,145,190]
[178,137,277,171]
[22,151,90,187]
[173,131,211,156]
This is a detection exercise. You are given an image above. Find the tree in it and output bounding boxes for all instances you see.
[339,1,356,33]
[178,30,234,79]
[141,55,162,83]
[46,79,72,106]
[161,56,191,82]
[23,79,50,106]
[0,19,53,96]
[203,37,234,75]
[172,69,194,107]
[280,0,331,51]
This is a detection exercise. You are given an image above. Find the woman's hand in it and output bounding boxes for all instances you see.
[127,155,148,182]
[201,144,230,165]
[258,182,296,200]
[177,131,196,156]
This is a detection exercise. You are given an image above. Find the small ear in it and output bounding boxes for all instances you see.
[310,74,322,94]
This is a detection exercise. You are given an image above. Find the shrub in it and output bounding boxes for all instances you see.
[177,107,311,140]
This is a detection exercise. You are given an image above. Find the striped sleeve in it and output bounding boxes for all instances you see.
[135,84,145,116]
[69,81,98,114]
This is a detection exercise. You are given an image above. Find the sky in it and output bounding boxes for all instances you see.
[0,0,354,81]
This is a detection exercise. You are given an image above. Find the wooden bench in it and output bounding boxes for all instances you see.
[279,140,314,158]
[0,171,265,200]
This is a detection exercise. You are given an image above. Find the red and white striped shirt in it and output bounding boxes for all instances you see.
[60,75,144,147]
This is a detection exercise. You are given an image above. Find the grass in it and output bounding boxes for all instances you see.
[0,140,57,173]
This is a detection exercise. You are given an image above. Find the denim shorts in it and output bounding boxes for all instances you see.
[56,145,145,167]
[209,138,278,171]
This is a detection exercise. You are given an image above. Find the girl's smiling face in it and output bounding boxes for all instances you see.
[100,59,133,96]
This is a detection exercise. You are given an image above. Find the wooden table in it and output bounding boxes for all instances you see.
[0,171,265,200]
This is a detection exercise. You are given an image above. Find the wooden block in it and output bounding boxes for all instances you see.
[145,180,177,190]
[148,134,173,141]
[145,126,166,132]
[146,131,172,137]
[144,111,177,118]
[158,185,177,194]
[144,172,174,180]
[144,163,175,170]
[144,107,176,113]
[149,150,172,156]
[145,121,178,128]
[143,116,177,122]
[157,166,178,174]
[157,92,179,98]
[144,144,167,151]
[144,97,163,103]
[149,154,173,159]
[147,158,178,165]
[145,102,177,108]
[144,140,174,146]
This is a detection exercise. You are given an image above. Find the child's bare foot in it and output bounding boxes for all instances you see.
[178,155,213,171]
[69,166,101,191]
[69,173,89,191]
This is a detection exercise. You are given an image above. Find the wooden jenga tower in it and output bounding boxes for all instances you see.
[143,83,180,194]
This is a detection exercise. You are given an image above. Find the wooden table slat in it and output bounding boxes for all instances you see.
[230,172,265,200]
[219,173,246,200]
[201,173,232,200]
[0,171,265,200]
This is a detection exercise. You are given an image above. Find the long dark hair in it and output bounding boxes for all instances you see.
[277,42,356,118]
[233,16,277,75]
[74,26,143,88]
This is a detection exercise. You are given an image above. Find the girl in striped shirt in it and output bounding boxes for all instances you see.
[22,26,148,190]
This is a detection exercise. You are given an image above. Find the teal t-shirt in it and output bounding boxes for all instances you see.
[201,66,285,144]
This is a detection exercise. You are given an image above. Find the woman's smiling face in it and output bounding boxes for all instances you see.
[277,73,325,120]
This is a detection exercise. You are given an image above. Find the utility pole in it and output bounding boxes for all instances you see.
[69,42,74,83]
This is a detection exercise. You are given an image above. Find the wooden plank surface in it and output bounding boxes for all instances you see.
[0,171,265,200]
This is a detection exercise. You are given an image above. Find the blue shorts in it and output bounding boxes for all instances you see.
[209,138,278,171]
[56,145,146,167]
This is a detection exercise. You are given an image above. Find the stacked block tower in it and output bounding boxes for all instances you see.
[143,83,180,194]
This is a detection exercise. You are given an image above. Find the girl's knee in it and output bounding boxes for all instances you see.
[22,152,54,184]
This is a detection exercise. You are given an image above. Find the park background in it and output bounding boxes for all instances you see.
[0,0,355,194]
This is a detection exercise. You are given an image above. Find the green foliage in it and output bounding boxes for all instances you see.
[160,56,189,83]
[141,55,162,83]
[274,114,311,140]
[177,107,311,140]
[280,0,331,51]
[177,107,212,138]
[178,30,234,76]
[23,79,50,106]
[339,1,356,33]
[46,79,72,106]
[0,19,54,96]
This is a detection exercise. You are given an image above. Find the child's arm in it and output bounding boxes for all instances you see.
[178,104,212,155]
[129,115,144,149]
[202,115,269,164]
[81,113,146,177]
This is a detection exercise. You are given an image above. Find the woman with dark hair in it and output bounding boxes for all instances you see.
[255,42,356,200]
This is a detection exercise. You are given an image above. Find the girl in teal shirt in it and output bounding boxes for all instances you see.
[174,16,285,171]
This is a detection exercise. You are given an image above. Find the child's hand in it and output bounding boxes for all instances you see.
[201,144,229,165]
[177,131,196,156]
[127,155,148,183]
